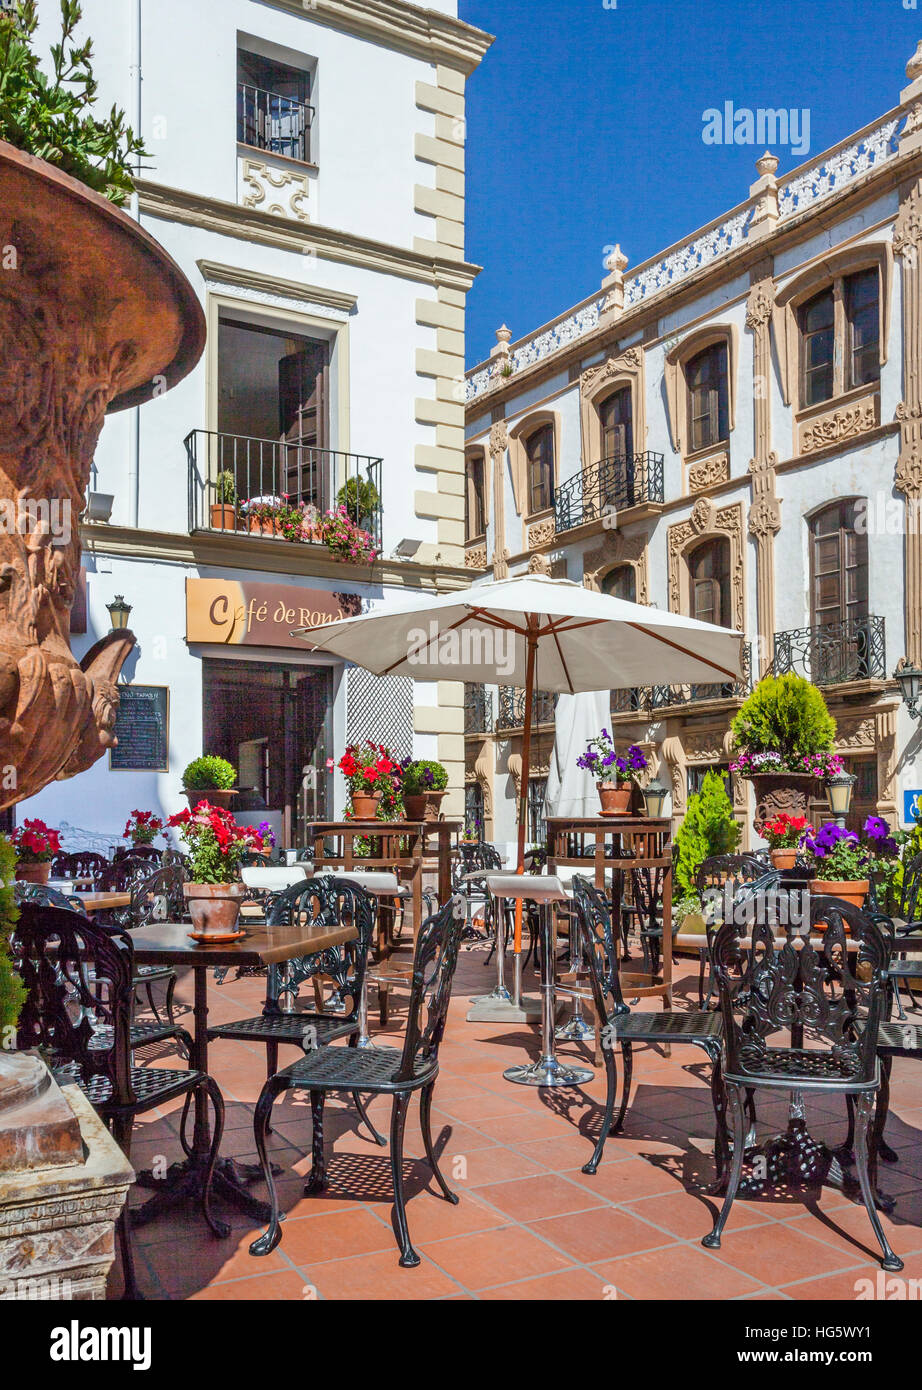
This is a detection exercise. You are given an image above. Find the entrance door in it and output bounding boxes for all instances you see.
[202,660,333,850]
[278,342,330,506]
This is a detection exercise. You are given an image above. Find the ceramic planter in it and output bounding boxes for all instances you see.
[424,790,447,822]
[182,787,237,811]
[750,772,818,835]
[810,879,870,933]
[209,503,237,531]
[403,794,427,821]
[770,848,800,871]
[597,783,632,816]
[247,516,282,537]
[14,861,51,884]
[183,882,246,939]
[351,791,383,820]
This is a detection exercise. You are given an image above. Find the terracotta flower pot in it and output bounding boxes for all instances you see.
[14,860,51,884]
[404,794,427,821]
[209,504,237,531]
[770,848,799,871]
[183,882,246,938]
[247,516,282,537]
[598,782,632,816]
[182,787,237,811]
[750,772,818,836]
[810,879,870,933]
[351,791,383,820]
[424,790,447,822]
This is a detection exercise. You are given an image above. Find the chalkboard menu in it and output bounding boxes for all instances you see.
[109,686,169,771]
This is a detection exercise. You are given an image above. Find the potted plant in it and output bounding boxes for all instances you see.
[730,674,841,832]
[319,506,379,564]
[0,833,26,1037]
[10,819,62,883]
[241,495,285,537]
[400,759,449,820]
[799,823,872,923]
[762,812,811,870]
[210,470,237,531]
[123,809,164,847]
[168,802,270,939]
[576,731,648,815]
[336,476,381,533]
[181,755,237,811]
[673,771,741,901]
[338,742,402,820]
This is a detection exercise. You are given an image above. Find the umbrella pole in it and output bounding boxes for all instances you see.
[511,622,537,1006]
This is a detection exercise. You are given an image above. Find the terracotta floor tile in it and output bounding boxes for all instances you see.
[306,1249,462,1300]
[568,1155,691,1202]
[704,1219,866,1283]
[188,1271,311,1300]
[452,1145,549,1187]
[529,1205,673,1263]
[420,1225,572,1289]
[473,1109,582,1145]
[593,1242,763,1300]
[475,1172,605,1222]
[269,1207,395,1264]
[481,1268,614,1300]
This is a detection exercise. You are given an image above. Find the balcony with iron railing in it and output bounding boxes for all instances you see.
[610,642,753,715]
[237,83,314,164]
[186,430,383,548]
[497,686,557,732]
[555,452,665,535]
[772,616,886,685]
[464,684,494,735]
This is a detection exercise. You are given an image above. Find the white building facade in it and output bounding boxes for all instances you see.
[464,43,922,854]
[18,0,492,850]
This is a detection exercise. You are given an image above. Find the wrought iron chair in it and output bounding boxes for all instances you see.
[49,849,109,882]
[694,854,777,1009]
[11,903,223,1299]
[249,894,465,1267]
[114,845,163,865]
[14,881,83,911]
[206,877,380,1135]
[572,875,725,1177]
[868,852,922,1019]
[127,862,190,1027]
[701,892,902,1271]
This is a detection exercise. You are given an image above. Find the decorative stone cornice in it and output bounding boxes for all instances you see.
[196,260,357,313]
[138,181,482,291]
[270,0,494,74]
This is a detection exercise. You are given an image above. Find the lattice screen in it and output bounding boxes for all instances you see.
[346,668,414,759]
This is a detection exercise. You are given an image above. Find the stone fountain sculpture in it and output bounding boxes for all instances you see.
[0,138,204,807]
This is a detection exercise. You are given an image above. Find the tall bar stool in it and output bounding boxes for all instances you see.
[485,873,595,1089]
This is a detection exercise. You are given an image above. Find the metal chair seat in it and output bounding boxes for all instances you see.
[614,1010,722,1045]
[724,1047,879,1090]
[272,1042,438,1094]
[56,1062,209,1110]
[877,1020,922,1052]
[207,1012,356,1046]
[91,1018,191,1052]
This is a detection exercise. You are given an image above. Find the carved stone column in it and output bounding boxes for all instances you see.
[894,179,922,666]
[489,421,510,580]
[746,273,781,676]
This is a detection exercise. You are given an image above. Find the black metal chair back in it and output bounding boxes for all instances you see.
[13,882,81,911]
[114,845,163,864]
[265,876,375,1019]
[394,896,464,1084]
[129,862,189,925]
[49,850,109,881]
[694,852,770,899]
[572,875,628,1025]
[12,902,136,1106]
[710,890,889,1089]
[97,856,158,893]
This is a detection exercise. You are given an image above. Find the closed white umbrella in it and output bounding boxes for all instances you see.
[544,689,612,824]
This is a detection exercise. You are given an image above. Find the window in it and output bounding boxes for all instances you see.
[687,764,733,800]
[686,343,729,453]
[810,501,868,630]
[466,450,486,539]
[528,776,548,844]
[599,387,633,461]
[689,537,731,628]
[525,424,554,514]
[237,49,313,164]
[601,565,636,602]
[799,269,880,408]
[465,783,485,840]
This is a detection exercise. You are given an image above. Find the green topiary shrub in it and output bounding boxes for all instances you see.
[401,759,449,795]
[731,673,836,761]
[181,755,236,790]
[0,833,25,1043]
[335,476,380,527]
[673,770,741,902]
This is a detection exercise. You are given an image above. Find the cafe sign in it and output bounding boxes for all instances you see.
[186,578,360,650]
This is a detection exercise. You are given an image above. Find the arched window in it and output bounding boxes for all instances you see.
[810,501,868,630]
[686,343,729,452]
[466,449,486,539]
[599,386,633,461]
[525,424,554,514]
[689,537,731,628]
[799,270,880,407]
[601,565,636,602]
[465,782,485,840]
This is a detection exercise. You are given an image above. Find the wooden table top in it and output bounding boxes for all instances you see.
[306,820,462,832]
[71,891,132,911]
[130,917,358,967]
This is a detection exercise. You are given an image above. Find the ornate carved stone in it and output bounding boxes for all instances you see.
[527,518,555,550]
[667,502,744,631]
[582,529,649,604]
[895,178,922,662]
[688,454,729,492]
[0,141,204,810]
[799,398,878,454]
[465,546,487,570]
[750,772,817,836]
[527,552,553,575]
[488,422,509,579]
[239,158,310,222]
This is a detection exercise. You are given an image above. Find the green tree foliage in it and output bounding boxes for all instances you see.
[0,834,25,1039]
[673,771,741,901]
[731,673,836,757]
[181,756,236,791]
[0,1,148,206]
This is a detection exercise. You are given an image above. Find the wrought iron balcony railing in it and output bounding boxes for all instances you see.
[555,452,665,535]
[464,684,494,735]
[186,430,383,547]
[772,616,886,685]
[610,642,752,714]
[497,686,557,731]
[237,82,314,163]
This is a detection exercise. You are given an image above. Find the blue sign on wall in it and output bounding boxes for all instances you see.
[904,789,922,827]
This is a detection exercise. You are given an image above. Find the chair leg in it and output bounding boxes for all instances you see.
[840,1094,856,1161]
[697,949,706,1011]
[582,1046,617,1175]
[164,971,177,1027]
[420,1082,458,1203]
[178,1090,193,1158]
[249,1077,287,1256]
[613,1040,633,1134]
[855,1090,903,1272]
[875,1057,899,1164]
[145,981,163,1026]
[304,1090,327,1194]
[702,1084,746,1251]
[708,1050,729,1193]
[110,1114,143,1301]
[390,1091,418,1267]
[199,1077,229,1239]
[348,1038,386,1145]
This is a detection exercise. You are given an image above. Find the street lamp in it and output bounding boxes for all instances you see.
[826,770,856,828]
[642,779,668,819]
[895,657,922,721]
[105,595,132,632]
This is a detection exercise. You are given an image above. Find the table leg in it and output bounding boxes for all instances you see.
[504,904,594,1088]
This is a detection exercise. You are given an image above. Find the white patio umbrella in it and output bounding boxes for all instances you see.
[293,572,745,879]
[543,689,612,824]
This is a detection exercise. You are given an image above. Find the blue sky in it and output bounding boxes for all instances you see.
[459,0,919,366]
